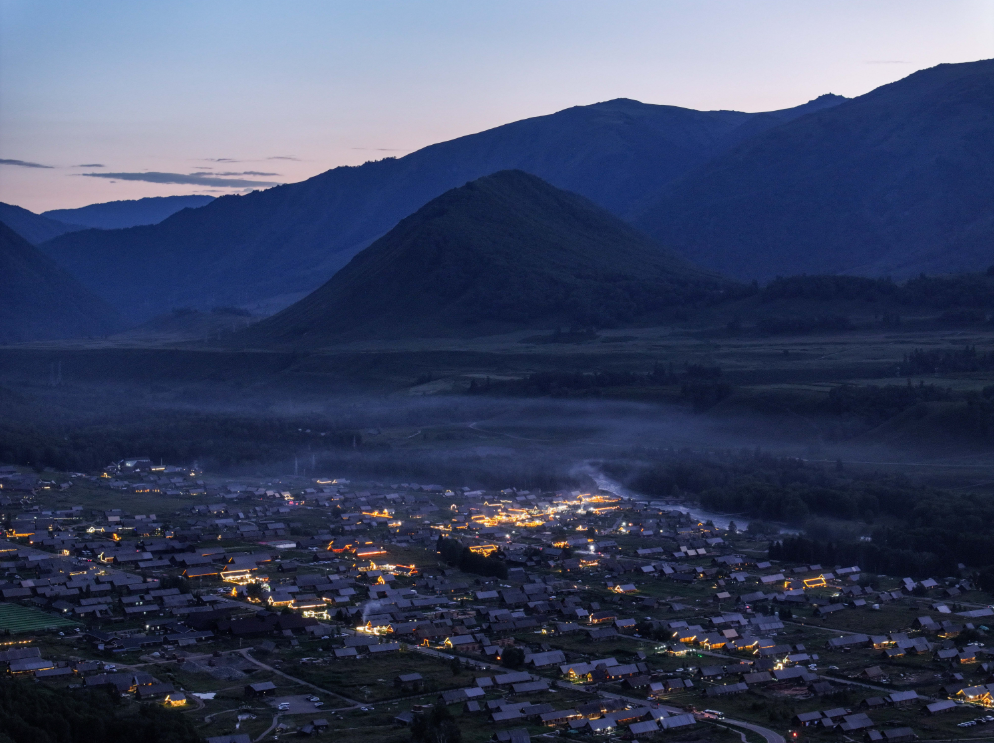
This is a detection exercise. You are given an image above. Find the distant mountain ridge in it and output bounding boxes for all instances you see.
[39,95,845,321]
[633,59,994,280]
[1,194,215,245]
[240,171,730,344]
[0,202,84,244]
[0,222,122,344]
[44,195,215,230]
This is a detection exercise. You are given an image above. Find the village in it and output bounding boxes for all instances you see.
[1,461,994,743]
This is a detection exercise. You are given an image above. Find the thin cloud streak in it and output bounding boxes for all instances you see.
[214,171,279,177]
[76,171,282,188]
[0,158,53,168]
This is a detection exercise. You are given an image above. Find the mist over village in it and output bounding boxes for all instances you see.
[1,3,993,743]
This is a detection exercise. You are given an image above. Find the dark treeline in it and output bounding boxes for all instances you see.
[899,346,994,375]
[468,367,994,438]
[0,677,201,743]
[467,363,733,411]
[310,441,584,493]
[436,536,508,579]
[470,362,723,391]
[821,379,994,442]
[771,533,953,580]
[411,702,461,743]
[814,380,994,441]
[0,410,362,472]
[761,271,994,310]
[608,451,994,576]
[750,273,994,334]
[756,315,853,335]
[964,394,994,441]
[826,381,953,425]
[613,454,923,523]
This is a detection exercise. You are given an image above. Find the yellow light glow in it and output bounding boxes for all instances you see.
[469,545,499,557]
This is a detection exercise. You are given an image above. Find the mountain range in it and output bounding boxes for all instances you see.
[0,202,85,244]
[632,59,994,280]
[0,222,122,344]
[240,170,726,344]
[37,94,846,321]
[42,195,215,230]
[0,194,216,244]
[4,58,992,340]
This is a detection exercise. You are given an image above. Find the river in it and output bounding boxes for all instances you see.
[586,468,744,530]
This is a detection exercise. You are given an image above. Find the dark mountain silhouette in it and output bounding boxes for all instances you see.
[633,59,994,280]
[0,202,85,244]
[43,194,215,230]
[240,171,729,344]
[39,96,843,322]
[0,222,123,344]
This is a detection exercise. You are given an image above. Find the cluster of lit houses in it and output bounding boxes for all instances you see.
[2,470,994,743]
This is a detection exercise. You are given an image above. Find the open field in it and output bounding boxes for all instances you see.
[3,313,994,485]
[280,650,471,702]
[0,603,77,633]
[6,319,994,388]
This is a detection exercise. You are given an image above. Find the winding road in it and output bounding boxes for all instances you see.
[236,648,360,708]
[724,718,786,743]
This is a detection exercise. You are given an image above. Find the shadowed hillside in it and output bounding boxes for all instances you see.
[0,202,85,244]
[239,171,731,344]
[38,96,842,321]
[0,222,123,344]
[634,59,994,280]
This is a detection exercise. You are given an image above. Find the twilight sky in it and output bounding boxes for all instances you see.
[1,1,992,213]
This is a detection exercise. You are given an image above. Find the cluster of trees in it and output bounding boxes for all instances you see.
[761,275,903,303]
[436,536,508,578]
[0,405,362,472]
[411,703,461,743]
[467,364,988,434]
[470,362,721,392]
[937,308,989,326]
[825,381,952,424]
[0,678,200,743]
[696,479,917,525]
[612,451,994,574]
[680,379,734,412]
[467,363,732,411]
[965,394,994,442]
[756,314,853,335]
[697,466,994,531]
[521,327,599,344]
[760,484,994,576]
[760,271,994,311]
[899,346,994,375]
[500,646,526,668]
[769,535,946,578]
[819,380,994,443]
[609,452,827,501]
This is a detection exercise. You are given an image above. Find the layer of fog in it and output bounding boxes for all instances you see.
[8,376,993,495]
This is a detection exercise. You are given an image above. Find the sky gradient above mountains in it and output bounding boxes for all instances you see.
[2,2,992,210]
